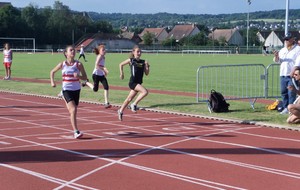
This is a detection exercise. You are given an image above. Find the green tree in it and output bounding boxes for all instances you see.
[21,4,45,42]
[46,1,73,44]
[0,4,24,37]
[162,38,177,47]
[143,31,155,46]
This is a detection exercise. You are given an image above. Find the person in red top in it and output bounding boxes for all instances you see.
[50,45,87,139]
[3,43,13,80]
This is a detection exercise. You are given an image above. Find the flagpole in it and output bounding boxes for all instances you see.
[285,0,289,35]
[246,0,251,54]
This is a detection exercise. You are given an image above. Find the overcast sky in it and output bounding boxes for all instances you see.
[7,0,300,15]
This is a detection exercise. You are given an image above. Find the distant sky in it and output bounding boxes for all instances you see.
[7,0,300,15]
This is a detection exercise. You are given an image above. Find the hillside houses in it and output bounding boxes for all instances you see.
[76,23,295,52]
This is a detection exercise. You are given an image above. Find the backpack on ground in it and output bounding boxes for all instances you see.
[208,89,230,113]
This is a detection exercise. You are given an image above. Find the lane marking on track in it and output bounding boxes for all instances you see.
[103,131,141,136]
[2,92,300,189]
[162,126,196,131]
[37,135,74,140]
[0,141,11,145]
[0,163,98,190]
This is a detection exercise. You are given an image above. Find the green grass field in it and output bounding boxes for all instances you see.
[0,52,294,127]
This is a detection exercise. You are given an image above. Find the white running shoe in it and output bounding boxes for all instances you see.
[280,108,289,114]
[117,109,123,121]
[104,102,112,109]
[130,104,137,113]
[74,131,83,139]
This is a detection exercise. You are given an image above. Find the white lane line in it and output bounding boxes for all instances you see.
[0,141,11,145]
[0,164,99,190]
[2,93,300,189]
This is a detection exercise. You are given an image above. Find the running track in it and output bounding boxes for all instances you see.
[0,91,300,190]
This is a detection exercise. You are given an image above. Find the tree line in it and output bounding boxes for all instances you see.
[1,1,299,48]
[0,1,113,48]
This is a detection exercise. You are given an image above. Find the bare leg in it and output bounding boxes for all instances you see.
[132,84,148,106]
[8,67,11,78]
[119,90,138,113]
[63,99,79,132]
[104,89,109,104]
[85,81,94,89]
[287,114,300,124]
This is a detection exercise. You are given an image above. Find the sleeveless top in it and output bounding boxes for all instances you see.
[3,49,12,63]
[129,58,145,84]
[61,61,81,91]
[92,56,105,76]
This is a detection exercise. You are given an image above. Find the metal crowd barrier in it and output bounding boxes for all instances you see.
[196,63,281,108]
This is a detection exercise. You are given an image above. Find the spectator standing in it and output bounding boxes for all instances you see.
[78,45,87,62]
[3,43,13,80]
[273,33,300,114]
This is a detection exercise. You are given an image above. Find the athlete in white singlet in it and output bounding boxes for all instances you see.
[3,43,12,80]
[50,45,87,139]
[82,44,111,108]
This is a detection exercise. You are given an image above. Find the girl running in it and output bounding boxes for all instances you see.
[82,44,111,108]
[3,43,13,80]
[117,45,150,121]
[50,45,88,139]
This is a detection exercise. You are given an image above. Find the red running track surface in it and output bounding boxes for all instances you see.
[0,91,300,190]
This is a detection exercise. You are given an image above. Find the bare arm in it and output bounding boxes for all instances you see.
[50,62,63,87]
[144,61,150,76]
[273,50,280,63]
[95,54,101,70]
[119,58,130,80]
[75,62,87,81]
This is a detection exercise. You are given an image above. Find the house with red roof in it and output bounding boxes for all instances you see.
[139,28,168,44]
[167,24,200,41]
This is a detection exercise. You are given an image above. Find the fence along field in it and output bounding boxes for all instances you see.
[8,52,277,93]
[196,63,281,108]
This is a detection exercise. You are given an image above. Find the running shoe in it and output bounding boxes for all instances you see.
[117,109,123,121]
[130,104,137,113]
[279,108,289,115]
[74,131,83,139]
[104,102,112,109]
[57,91,63,98]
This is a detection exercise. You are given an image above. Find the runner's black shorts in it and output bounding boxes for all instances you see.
[62,90,80,106]
[92,74,109,91]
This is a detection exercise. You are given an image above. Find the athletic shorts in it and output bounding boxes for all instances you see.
[129,82,140,90]
[92,74,109,91]
[62,90,80,106]
[3,62,12,68]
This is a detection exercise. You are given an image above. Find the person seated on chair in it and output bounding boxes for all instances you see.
[287,66,300,124]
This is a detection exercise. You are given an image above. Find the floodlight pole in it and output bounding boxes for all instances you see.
[285,0,289,35]
[246,0,251,54]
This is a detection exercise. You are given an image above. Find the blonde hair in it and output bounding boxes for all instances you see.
[129,45,140,58]
[94,44,105,55]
